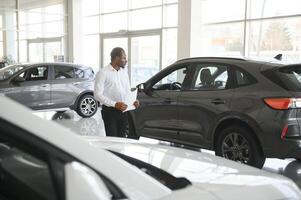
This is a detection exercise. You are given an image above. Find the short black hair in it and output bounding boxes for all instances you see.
[110,47,125,61]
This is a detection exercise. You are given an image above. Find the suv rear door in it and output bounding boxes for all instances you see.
[50,65,84,109]
[177,62,235,148]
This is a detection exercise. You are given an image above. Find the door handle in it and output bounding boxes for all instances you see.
[211,99,225,105]
[72,82,80,86]
[164,98,173,103]
[40,84,49,88]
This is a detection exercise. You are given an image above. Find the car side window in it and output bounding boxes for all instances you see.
[0,142,57,200]
[192,64,229,90]
[153,67,188,91]
[74,68,95,79]
[75,68,85,78]
[54,66,75,79]
[235,69,255,86]
[84,68,95,79]
[20,66,48,81]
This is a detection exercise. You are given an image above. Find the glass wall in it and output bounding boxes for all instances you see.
[131,35,160,86]
[19,0,65,63]
[82,0,178,84]
[246,0,301,60]
[0,0,17,63]
[0,0,65,63]
[191,0,301,61]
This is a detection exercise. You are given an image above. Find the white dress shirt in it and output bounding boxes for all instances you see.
[94,64,131,107]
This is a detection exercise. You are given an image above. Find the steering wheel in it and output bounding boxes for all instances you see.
[171,82,182,90]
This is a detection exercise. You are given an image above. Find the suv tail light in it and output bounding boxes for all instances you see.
[264,98,301,110]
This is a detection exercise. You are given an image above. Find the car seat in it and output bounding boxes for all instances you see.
[27,68,39,81]
[198,68,215,89]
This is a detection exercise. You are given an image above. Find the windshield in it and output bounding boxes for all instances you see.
[0,65,25,81]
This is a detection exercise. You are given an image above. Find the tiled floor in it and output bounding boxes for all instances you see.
[34,109,301,190]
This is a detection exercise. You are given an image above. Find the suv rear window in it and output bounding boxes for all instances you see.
[262,65,301,91]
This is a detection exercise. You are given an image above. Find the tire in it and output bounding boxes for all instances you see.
[52,111,71,120]
[215,125,265,168]
[127,115,140,140]
[76,94,98,118]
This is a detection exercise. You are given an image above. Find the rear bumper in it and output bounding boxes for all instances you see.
[265,138,301,158]
[283,138,301,158]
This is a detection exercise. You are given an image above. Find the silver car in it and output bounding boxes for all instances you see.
[0,63,98,117]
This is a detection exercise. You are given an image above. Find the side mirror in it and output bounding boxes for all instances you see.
[14,76,25,82]
[136,83,145,92]
[65,162,112,200]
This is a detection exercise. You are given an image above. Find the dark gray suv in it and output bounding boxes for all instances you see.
[0,63,97,117]
[128,57,301,168]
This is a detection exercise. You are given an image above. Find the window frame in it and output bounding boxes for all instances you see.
[74,67,85,79]
[22,66,49,82]
[188,62,234,91]
[53,65,76,80]
[148,63,194,91]
[231,66,258,88]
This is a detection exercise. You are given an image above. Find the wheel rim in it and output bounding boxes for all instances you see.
[221,132,250,164]
[80,97,96,116]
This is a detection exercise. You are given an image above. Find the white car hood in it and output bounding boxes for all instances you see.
[83,136,301,200]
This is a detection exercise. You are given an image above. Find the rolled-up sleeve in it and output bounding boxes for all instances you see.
[94,71,116,107]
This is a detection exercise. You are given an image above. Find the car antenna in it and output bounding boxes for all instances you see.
[274,54,282,61]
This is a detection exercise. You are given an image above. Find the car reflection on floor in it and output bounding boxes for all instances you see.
[33,109,301,190]
[33,110,106,136]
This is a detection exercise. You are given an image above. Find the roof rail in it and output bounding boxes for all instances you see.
[176,57,247,63]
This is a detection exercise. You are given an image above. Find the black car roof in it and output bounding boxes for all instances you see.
[176,57,247,62]
[174,56,291,71]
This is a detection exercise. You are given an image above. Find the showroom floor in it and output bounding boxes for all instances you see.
[34,109,301,189]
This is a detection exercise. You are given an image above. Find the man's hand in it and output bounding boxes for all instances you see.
[133,100,140,108]
[115,102,128,111]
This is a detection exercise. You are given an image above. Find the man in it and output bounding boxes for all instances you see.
[94,47,139,137]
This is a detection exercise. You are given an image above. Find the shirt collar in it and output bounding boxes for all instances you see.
[108,64,115,71]
[108,63,123,72]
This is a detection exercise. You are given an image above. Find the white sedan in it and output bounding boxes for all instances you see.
[0,96,300,200]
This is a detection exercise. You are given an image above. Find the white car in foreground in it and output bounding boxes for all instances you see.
[0,96,300,200]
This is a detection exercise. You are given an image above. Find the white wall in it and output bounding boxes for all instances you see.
[65,0,83,64]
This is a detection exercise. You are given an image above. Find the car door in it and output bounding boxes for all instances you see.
[177,62,235,148]
[5,65,51,110]
[135,64,192,141]
[50,65,82,109]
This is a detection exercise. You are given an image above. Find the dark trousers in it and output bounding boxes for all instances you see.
[101,105,128,137]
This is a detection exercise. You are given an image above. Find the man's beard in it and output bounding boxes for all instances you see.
[120,62,127,68]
